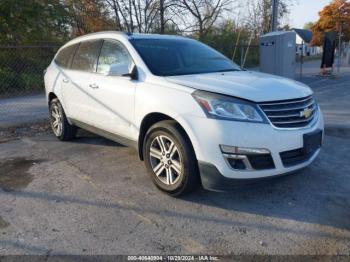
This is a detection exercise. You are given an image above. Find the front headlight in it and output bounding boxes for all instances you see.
[192,90,267,123]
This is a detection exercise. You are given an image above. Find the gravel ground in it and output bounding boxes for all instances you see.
[0,128,349,255]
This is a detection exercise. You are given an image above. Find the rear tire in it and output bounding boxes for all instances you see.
[49,98,77,141]
[143,120,200,196]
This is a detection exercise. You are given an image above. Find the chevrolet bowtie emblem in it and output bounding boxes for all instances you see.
[300,108,312,118]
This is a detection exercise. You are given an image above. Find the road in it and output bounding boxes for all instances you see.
[302,72,350,133]
[0,94,47,128]
[0,129,349,255]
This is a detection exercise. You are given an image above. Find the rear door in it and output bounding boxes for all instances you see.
[88,39,136,139]
[62,40,103,125]
[52,43,78,111]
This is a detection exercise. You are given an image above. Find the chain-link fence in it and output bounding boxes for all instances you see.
[0,45,60,97]
[295,41,350,79]
[0,44,60,127]
[232,45,260,70]
[0,43,261,128]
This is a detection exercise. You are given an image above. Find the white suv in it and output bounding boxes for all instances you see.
[44,31,324,195]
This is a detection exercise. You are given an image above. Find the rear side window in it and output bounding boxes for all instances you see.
[71,40,102,72]
[97,40,132,75]
[55,44,78,68]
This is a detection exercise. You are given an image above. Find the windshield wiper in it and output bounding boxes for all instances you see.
[215,69,241,73]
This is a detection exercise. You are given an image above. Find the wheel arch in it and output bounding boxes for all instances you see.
[48,92,58,104]
[138,112,196,163]
[47,92,73,125]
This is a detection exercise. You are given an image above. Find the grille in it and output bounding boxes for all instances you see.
[259,96,318,128]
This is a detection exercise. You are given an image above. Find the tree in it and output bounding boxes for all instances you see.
[178,0,231,39]
[311,0,350,46]
[0,0,71,43]
[66,0,114,36]
[158,0,179,34]
[245,0,292,35]
[103,0,183,34]
[104,0,160,33]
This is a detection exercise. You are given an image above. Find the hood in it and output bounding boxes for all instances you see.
[165,71,312,102]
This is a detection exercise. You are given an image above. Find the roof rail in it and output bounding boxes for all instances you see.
[71,31,129,41]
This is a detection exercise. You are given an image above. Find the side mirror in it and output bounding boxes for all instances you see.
[108,63,138,80]
[109,63,130,77]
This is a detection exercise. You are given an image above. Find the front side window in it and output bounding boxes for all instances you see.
[97,40,132,75]
[55,44,78,68]
[71,40,102,72]
[130,38,241,76]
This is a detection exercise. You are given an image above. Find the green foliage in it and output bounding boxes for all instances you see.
[0,70,44,96]
[0,0,71,44]
[0,1,272,96]
[0,47,59,96]
[199,20,259,68]
[21,73,43,90]
[0,69,24,94]
[201,21,237,59]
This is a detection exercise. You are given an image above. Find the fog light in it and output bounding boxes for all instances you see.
[222,153,253,170]
[221,145,274,171]
[227,158,246,170]
[220,145,270,155]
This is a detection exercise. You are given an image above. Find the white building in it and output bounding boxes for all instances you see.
[293,28,322,56]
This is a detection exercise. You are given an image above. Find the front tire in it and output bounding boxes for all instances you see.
[143,120,200,196]
[49,98,77,141]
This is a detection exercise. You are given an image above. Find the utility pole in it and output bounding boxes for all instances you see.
[337,2,346,75]
[338,22,342,74]
[271,0,279,32]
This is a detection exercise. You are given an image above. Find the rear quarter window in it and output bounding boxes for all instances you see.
[54,44,78,68]
[71,40,102,72]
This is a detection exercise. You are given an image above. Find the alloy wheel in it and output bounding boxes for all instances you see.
[51,104,63,136]
[149,135,182,185]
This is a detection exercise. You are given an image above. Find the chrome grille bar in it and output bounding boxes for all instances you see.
[259,96,317,128]
[261,100,315,112]
[268,105,317,118]
[259,96,313,106]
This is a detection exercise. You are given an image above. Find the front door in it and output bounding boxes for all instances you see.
[88,39,136,140]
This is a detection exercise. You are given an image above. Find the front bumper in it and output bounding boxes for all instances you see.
[198,161,308,191]
[177,109,324,189]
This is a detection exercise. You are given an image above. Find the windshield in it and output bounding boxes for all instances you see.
[130,38,241,76]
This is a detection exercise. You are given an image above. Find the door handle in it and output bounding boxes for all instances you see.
[89,83,99,89]
[62,78,69,83]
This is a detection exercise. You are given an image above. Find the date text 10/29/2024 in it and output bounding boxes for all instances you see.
[127,255,220,261]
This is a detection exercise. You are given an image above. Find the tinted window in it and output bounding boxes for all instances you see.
[97,40,132,75]
[130,38,241,76]
[71,40,102,72]
[55,44,78,68]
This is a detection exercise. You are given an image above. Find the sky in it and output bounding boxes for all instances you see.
[288,0,333,29]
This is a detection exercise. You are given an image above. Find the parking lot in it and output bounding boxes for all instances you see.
[0,71,350,255]
[1,127,350,255]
